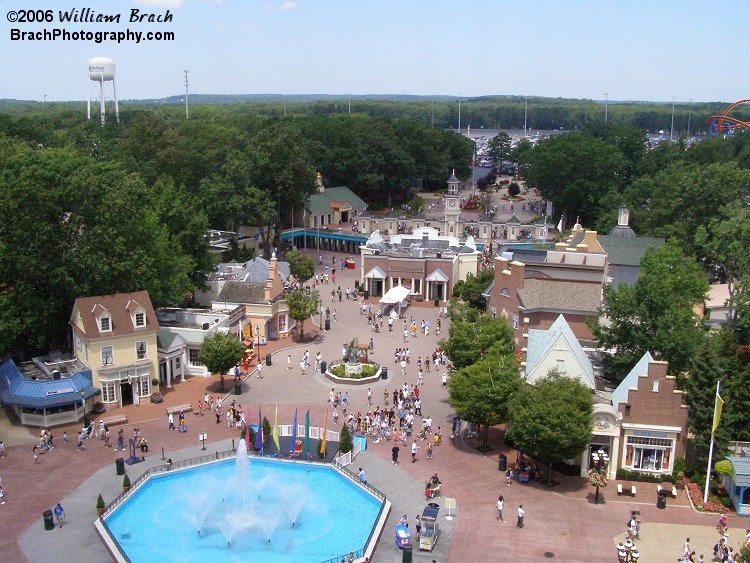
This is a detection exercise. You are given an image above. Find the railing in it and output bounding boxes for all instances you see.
[334,451,352,466]
[97,516,133,563]
[331,459,386,501]
[319,548,364,563]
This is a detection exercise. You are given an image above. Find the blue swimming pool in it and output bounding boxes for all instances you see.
[105,455,383,562]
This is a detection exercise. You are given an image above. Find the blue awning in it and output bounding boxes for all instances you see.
[280,229,368,244]
[0,358,100,409]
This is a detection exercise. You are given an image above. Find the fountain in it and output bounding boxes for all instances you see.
[103,439,384,562]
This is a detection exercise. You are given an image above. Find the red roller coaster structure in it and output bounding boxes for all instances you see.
[707,100,750,137]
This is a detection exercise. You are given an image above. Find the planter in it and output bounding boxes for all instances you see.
[325,364,382,386]
[96,507,105,517]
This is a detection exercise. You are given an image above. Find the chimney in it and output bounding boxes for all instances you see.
[264,252,277,301]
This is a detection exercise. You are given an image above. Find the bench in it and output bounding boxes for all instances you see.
[657,484,678,498]
[671,486,678,498]
[617,483,623,495]
[100,414,128,427]
[166,403,193,416]
[631,485,637,496]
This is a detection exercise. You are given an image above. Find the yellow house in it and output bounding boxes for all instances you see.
[70,291,159,408]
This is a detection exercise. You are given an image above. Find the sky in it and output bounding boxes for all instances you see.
[0,0,747,103]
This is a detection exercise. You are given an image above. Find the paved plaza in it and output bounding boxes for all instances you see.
[0,244,743,562]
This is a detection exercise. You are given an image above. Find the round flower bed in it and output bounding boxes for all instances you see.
[325,362,381,386]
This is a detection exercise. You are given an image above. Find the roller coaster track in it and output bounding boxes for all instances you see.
[707,99,750,136]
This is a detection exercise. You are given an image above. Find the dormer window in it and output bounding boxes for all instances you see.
[100,316,111,332]
[135,312,146,328]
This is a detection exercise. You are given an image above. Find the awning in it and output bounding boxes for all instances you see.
[364,266,388,279]
[426,268,449,282]
[380,285,410,305]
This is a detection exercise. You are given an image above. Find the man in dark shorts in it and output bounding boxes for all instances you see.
[392,445,399,465]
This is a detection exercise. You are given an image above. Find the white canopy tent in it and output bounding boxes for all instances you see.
[379,285,410,317]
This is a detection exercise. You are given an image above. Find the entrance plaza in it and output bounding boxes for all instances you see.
[0,247,740,562]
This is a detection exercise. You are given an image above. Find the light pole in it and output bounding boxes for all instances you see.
[604,92,609,125]
[255,324,262,366]
[80,390,86,419]
[616,539,640,562]
[589,448,610,504]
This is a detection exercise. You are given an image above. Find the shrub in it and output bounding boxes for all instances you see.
[686,481,731,512]
[328,363,377,379]
[715,460,734,477]
[508,182,521,197]
[339,424,353,454]
[616,468,676,483]
[673,456,687,479]
[262,417,272,441]
[96,494,105,510]
[239,425,257,449]
[123,474,131,489]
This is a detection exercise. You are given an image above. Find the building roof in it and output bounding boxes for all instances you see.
[525,315,595,388]
[216,281,267,305]
[305,186,367,216]
[71,291,158,340]
[611,351,654,408]
[0,358,98,409]
[727,456,750,487]
[210,257,289,283]
[706,284,731,309]
[518,278,602,313]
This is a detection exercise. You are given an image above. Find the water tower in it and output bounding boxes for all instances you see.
[87,56,119,125]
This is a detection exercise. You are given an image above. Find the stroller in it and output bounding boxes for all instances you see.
[80,421,95,440]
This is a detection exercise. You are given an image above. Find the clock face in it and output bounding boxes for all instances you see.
[448,199,456,207]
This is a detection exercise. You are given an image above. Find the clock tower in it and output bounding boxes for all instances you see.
[444,170,460,235]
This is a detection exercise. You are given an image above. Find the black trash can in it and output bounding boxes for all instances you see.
[43,509,55,530]
[381,366,388,380]
[234,379,242,395]
[320,360,327,373]
[498,453,507,472]
[402,545,413,563]
[266,353,272,366]
[364,290,370,300]
[657,490,667,509]
[116,457,125,476]
[325,319,331,330]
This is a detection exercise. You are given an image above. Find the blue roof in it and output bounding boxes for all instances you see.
[0,359,99,409]
[525,315,594,388]
[728,457,750,487]
[611,351,654,408]
[280,229,368,244]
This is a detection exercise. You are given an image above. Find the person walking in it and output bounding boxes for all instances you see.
[168,412,175,431]
[367,388,372,406]
[53,502,65,528]
[496,496,504,522]
[287,354,292,370]
[411,440,418,463]
[516,505,525,528]
[115,429,124,452]
[505,467,513,486]
[392,444,400,465]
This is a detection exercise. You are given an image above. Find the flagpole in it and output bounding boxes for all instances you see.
[704,380,721,504]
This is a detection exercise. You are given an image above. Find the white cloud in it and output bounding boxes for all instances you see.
[266,2,298,12]
[133,0,186,8]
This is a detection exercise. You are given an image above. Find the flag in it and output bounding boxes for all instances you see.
[320,408,328,458]
[290,408,298,456]
[556,216,563,232]
[304,410,310,456]
[272,404,280,451]
[712,392,724,433]
[255,407,263,452]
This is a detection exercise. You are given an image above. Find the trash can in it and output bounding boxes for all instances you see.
[234,379,242,395]
[364,290,370,300]
[320,360,327,373]
[43,509,55,530]
[402,545,413,563]
[325,319,331,330]
[116,457,125,476]
[498,453,507,472]
[380,366,388,380]
[657,490,667,509]
[266,353,272,366]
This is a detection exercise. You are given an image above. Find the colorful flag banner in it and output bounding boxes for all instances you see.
[304,410,310,456]
[272,404,280,450]
[712,392,724,434]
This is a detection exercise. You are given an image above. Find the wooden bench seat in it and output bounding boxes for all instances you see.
[617,483,623,495]
[166,403,193,416]
[631,485,637,496]
[101,413,128,427]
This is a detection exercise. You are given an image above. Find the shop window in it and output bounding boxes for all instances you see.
[134,312,146,327]
[136,376,150,397]
[189,348,202,366]
[625,436,673,472]
[278,314,288,333]
[100,316,111,332]
[101,382,117,403]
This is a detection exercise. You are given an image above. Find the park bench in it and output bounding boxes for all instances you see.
[631,485,637,496]
[657,484,678,498]
[617,483,623,495]
[166,403,193,416]
[100,413,128,427]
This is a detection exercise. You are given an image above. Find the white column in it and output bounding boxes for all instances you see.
[181,348,187,381]
[166,359,172,388]
[610,434,621,480]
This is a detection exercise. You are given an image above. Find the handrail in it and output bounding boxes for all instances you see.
[319,547,364,563]
[98,516,133,563]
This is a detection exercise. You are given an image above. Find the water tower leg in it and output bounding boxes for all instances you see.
[113,77,119,123]
[87,77,91,120]
[99,80,105,126]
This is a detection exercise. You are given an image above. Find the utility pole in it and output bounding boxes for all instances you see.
[184,70,189,119]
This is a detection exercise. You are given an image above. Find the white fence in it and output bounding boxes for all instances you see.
[334,435,363,467]
[275,424,340,443]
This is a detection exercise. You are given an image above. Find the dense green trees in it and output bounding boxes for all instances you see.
[508,370,593,483]
[591,243,709,381]
[286,289,320,340]
[199,331,244,392]
[441,303,515,371]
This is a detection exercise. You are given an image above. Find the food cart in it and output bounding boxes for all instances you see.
[395,525,411,549]
[419,504,440,551]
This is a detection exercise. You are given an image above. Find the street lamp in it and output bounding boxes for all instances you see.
[80,390,86,417]
[589,448,610,504]
[616,539,639,562]
[255,324,262,365]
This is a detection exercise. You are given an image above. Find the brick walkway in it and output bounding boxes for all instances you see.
[0,247,742,563]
